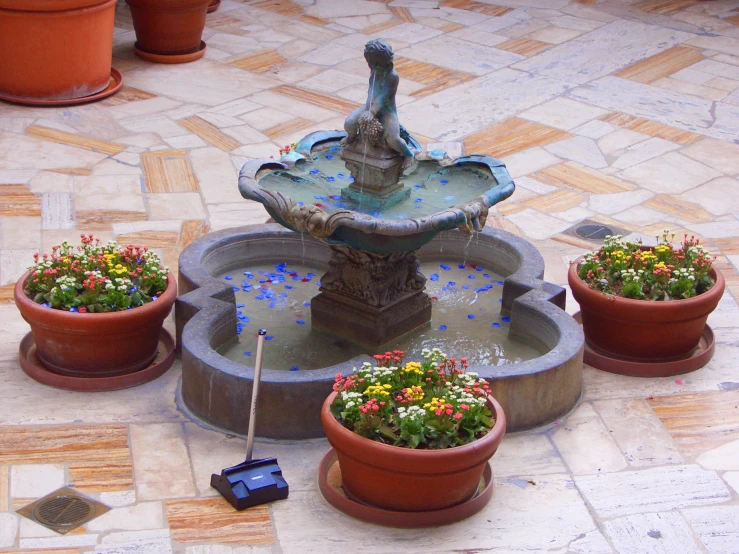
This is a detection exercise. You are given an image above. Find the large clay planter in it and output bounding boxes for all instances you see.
[126,0,211,57]
[568,257,724,362]
[321,392,506,512]
[0,0,116,102]
[14,272,177,378]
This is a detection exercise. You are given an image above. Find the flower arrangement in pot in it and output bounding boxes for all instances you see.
[321,348,506,515]
[568,231,724,368]
[14,235,177,383]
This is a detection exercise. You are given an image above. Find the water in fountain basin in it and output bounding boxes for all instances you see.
[259,143,493,220]
[216,260,542,371]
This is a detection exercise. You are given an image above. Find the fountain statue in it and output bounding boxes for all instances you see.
[178,40,584,439]
[238,39,516,347]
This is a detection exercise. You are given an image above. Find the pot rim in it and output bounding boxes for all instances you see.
[321,391,507,463]
[14,270,177,322]
[568,253,725,311]
[0,0,115,12]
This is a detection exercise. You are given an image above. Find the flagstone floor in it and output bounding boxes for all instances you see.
[1,0,739,552]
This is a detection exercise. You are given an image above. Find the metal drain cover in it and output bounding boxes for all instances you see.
[17,487,110,534]
[564,219,627,242]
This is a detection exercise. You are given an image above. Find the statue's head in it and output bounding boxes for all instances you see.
[364,39,394,69]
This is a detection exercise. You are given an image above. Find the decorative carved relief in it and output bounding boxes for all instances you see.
[319,245,426,308]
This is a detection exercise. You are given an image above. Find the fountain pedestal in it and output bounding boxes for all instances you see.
[340,139,411,210]
[311,245,432,347]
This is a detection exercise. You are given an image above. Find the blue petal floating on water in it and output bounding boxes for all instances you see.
[414,184,420,189]
[439,325,447,331]
[415,198,422,203]
[462,285,470,290]
[303,301,311,307]
[498,298,503,303]
[224,275,233,280]
[440,179,449,184]
[269,302,276,308]
[458,263,465,269]
[325,154,333,159]
[265,336,273,341]
[483,273,490,278]
[259,279,266,283]
[448,281,456,286]
[492,322,501,328]
[474,288,482,293]
[236,304,245,308]
[297,201,304,206]
[485,284,493,290]
[309,169,319,174]
[280,293,288,298]
[330,146,339,153]
[285,285,293,290]
[501,316,511,323]
[293,276,301,281]
[468,314,475,319]
[476,267,483,271]
[429,273,439,281]
[468,275,475,279]
[232,286,239,292]
[244,351,251,356]
[290,366,299,371]
[337,173,345,179]
[244,272,253,278]
[255,295,264,300]
[498,280,504,285]
[349,176,355,182]
[296,319,305,324]
[327,177,335,182]
[440,264,450,271]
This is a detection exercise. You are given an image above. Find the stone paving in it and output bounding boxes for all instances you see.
[1,0,739,552]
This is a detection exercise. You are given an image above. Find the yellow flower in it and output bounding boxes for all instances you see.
[402,361,423,376]
[364,384,391,398]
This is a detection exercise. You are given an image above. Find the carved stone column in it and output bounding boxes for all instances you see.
[310,245,432,347]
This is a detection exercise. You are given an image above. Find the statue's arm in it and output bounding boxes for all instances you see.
[368,71,399,116]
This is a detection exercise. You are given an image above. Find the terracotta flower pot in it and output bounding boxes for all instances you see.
[321,392,506,512]
[0,0,116,102]
[126,0,211,57]
[14,272,177,378]
[568,256,724,362]
[208,0,220,13]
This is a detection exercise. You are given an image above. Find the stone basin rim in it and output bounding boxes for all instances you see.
[176,224,584,437]
[238,130,515,243]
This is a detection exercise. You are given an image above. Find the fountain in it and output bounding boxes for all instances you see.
[176,40,584,439]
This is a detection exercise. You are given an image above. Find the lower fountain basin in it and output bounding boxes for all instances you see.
[176,224,584,439]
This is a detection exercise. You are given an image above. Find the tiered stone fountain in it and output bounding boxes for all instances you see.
[176,40,584,439]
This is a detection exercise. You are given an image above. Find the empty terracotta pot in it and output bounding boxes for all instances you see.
[321,392,506,512]
[126,0,211,57]
[569,256,724,362]
[15,272,177,378]
[0,0,116,102]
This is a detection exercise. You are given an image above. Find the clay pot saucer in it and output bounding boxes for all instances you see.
[0,68,122,107]
[318,449,494,528]
[134,41,206,64]
[19,328,176,391]
[573,312,715,377]
[207,0,220,12]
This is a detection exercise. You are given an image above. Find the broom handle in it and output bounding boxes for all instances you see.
[245,329,267,461]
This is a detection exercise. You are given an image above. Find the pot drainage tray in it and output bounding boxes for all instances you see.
[17,487,110,534]
[134,41,207,64]
[318,448,493,528]
[573,313,715,377]
[19,328,176,392]
[0,68,123,107]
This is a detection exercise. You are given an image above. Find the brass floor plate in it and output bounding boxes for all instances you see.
[16,486,110,534]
